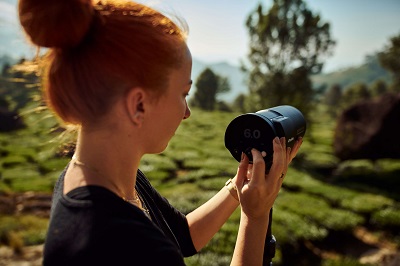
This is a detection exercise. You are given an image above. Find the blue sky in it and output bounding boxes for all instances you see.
[137,0,400,72]
[1,0,400,73]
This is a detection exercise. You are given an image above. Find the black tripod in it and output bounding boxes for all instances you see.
[263,208,276,266]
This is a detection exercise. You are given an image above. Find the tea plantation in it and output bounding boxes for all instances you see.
[1,96,399,265]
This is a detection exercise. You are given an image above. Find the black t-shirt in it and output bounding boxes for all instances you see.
[43,168,197,266]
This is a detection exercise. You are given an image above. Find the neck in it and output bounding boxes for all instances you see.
[64,126,142,199]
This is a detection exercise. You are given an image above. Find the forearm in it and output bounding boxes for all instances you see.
[231,213,269,266]
[186,185,239,251]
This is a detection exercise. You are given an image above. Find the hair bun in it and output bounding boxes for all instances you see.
[19,0,94,48]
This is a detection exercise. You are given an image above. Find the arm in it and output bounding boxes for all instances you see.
[186,137,302,253]
[186,178,240,251]
[231,137,302,265]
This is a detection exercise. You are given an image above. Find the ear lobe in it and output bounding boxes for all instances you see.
[125,88,146,127]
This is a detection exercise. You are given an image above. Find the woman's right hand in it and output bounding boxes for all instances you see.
[235,136,302,220]
[231,137,302,265]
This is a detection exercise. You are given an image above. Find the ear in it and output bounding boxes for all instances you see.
[125,87,146,128]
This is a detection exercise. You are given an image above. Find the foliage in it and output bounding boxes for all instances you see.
[190,68,231,111]
[341,194,394,214]
[245,0,335,74]
[0,60,40,112]
[341,82,371,108]
[0,215,48,250]
[370,79,388,98]
[371,207,400,228]
[324,83,342,117]
[243,0,335,118]
[378,33,400,92]
[232,93,246,113]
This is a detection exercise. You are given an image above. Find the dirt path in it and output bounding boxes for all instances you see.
[0,245,43,266]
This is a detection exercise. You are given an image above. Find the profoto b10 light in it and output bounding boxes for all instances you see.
[224,105,306,170]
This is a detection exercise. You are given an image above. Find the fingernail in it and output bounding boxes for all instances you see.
[274,137,280,143]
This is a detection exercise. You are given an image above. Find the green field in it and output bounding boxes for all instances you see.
[1,101,399,265]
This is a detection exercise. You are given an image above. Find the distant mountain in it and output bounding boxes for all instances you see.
[311,54,392,90]
[0,54,17,70]
[191,59,248,103]
[194,54,393,103]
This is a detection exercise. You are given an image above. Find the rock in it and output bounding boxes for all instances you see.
[334,93,400,161]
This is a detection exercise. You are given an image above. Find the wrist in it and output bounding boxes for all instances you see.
[225,178,239,202]
[240,210,270,231]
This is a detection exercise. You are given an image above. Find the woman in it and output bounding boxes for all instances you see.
[18,0,302,265]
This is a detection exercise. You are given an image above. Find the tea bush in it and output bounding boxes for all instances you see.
[1,99,400,265]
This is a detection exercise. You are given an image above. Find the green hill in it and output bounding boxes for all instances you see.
[311,54,393,90]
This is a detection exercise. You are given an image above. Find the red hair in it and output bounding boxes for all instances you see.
[18,0,188,124]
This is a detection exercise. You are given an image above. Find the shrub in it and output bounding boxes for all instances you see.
[167,190,215,214]
[276,192,364,231]
[0,215,48,248]
[371,207,400,228]
[185,251,231,266]
[177,169,221,183]
[341,194,394,213]
[38,158,70,174]
[1,155,27,168]
[334,160,375,177]
[273,206,328,244]
[140,154,177,172]
[198,177,226,191]
[284,169,359,204]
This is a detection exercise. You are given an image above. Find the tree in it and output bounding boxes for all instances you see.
[232,93,247,112]
[324,84,342,105]
[342,82,370,108]
[244,0,335,117]
[378,33,400,92]
[370,79,388,98]
[190,68,230,111]
[1,63,11,77]
[324,83,342,117]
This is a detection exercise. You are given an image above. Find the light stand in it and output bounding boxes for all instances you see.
[263,208,276,266]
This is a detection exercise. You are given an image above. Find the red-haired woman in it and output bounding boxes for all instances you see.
[18,0,302,265]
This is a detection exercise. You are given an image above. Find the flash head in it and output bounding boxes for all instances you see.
[224,105,306,169]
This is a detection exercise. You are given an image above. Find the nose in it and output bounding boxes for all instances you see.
[183,101,191,120]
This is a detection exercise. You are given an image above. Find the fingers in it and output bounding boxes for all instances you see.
[268,137,285,181]
[288,137,303,163]
[246,164,253,180]
[235,153,249,191]
[248,148,266,186]
[235,136,303,190]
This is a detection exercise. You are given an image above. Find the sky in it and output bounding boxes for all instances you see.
[1,0,400,73]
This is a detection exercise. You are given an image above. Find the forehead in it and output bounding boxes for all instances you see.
[171,44,192,81]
